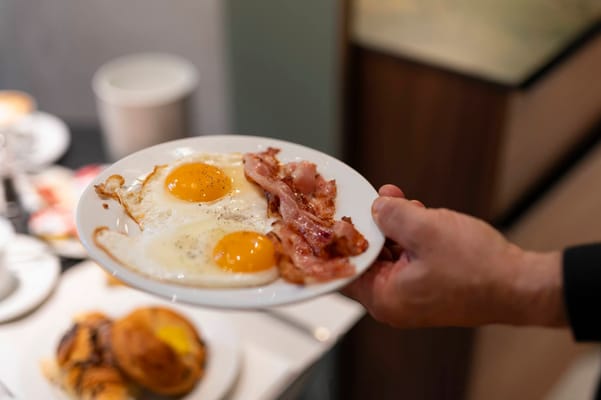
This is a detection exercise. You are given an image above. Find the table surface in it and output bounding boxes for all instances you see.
[353,0,601,86]
[0,261,364,399]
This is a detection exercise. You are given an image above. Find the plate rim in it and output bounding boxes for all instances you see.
[0,235,60,322]
[76,134,385,309]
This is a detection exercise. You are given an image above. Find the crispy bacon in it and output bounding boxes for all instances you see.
[283,161,337,220]
[244,148,368,284]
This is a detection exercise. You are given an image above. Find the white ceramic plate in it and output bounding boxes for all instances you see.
[0,235,60,322]
[20,290,241,400]
[76,135,385,309]
[18,111,71,170]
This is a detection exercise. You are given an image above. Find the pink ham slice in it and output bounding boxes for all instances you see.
[244,148,368,284]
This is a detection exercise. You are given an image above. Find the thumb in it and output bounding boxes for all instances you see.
[372,196,429,252]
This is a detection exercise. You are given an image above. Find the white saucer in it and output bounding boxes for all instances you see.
[17,111,71,171]
[0,235,61,322]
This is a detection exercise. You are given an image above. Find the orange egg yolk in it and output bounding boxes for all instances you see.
[156,325,190,355]
[165,162,232,202]
[213,231,275,273]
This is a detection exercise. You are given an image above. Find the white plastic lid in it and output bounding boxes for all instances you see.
[92,53,198,107]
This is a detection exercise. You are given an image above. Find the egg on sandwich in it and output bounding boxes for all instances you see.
[94,152,278,288]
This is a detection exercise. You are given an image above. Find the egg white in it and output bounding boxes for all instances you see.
[95,152,279,288]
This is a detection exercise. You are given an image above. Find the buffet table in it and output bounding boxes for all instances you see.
[0,260,363,399]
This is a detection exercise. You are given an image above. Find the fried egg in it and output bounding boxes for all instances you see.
[94,152,279,288]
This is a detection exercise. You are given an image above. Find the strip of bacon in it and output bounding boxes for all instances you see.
[244,148,368,283]
[269,222,358,284]
[283,161,337,220]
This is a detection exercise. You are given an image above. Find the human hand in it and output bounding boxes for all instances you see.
[344,185,566,328]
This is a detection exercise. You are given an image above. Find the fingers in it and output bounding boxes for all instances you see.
[342,261,388,304]
[379,184,405,198]
[372,196,430,251]
[378,246,394,261]
[387,242,404,260]
[380,239,403,261]
[378,185,425,208]
[411,199,425,208]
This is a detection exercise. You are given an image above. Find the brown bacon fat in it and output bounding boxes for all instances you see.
[243,148,368,284]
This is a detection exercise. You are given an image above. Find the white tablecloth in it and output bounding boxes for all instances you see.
[0,261,364,399]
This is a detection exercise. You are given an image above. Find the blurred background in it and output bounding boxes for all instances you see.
[2,0,601,398]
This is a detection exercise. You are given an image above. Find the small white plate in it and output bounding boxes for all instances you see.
[28,164,106,259]
[0,235,60,322]
[18,111,71,171]
[76,135,385,309]
[46,238,87,260]
[20,290,241,400]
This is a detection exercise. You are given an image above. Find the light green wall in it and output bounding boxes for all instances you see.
[225,0,340,157]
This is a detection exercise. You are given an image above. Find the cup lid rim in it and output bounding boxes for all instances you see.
[92,53,198,107]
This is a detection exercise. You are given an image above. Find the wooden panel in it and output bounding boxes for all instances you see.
[506,139,601,250]
[494,34,601,218]
[341,46,508,400]
[347,47,509,218]
[467,326,592,400]
[342,27,601,400]
[339,317,474,400]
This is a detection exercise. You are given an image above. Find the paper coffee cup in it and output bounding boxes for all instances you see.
[0,217,15,300]
[92,53,198,161]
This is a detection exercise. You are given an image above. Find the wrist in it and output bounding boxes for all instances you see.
[508,249,567,327]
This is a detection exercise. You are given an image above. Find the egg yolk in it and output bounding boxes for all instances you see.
[165,162,232,202]
[213,231,276,273]
[156,325,190,355]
